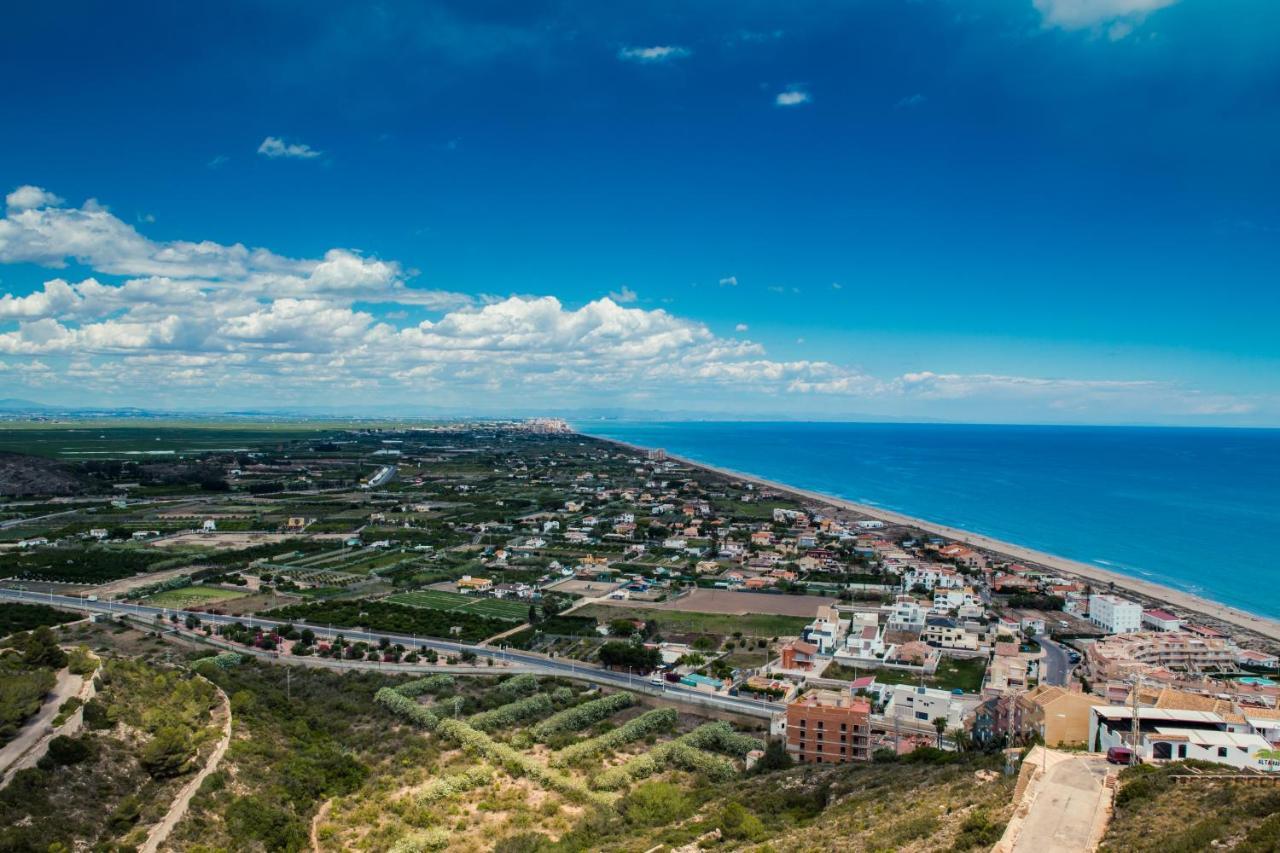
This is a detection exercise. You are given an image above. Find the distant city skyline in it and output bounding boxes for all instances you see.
[1,0,1277,425]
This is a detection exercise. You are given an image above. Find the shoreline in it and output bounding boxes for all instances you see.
[579,431,1280,645]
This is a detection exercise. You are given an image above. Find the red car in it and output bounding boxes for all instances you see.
[1106,746,1137,765]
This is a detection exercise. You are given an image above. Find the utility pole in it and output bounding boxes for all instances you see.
[1130,675,1141,766]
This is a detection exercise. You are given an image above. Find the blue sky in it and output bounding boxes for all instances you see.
[0,0,1277,423]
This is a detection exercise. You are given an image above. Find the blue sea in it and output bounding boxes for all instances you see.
[574,421,1280,619]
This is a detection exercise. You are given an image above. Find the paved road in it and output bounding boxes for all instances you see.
[0,669,84,786]
[1010,750,1111,853]
[1040,638,1073,687]
[0,589,783,720]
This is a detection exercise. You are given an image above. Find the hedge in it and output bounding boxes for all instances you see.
[394,674,454,698]
[532,692,635,742]
[434,718,611,805]
[467,693,554,733]
[550,708,677,767]
[589,722,759,791]
[375,687,440,731]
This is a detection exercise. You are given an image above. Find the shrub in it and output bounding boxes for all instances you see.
[415,764,494,805]
[46,734,92,766]
[621,781,693,826]
[532,692,634,741]
[394,674,454,698]
[551,708,677,767]
[141,724,195,778]
[375,687,440,731]
[718,802,767,842]
[951,811,1005,851]
[389,828,451,852]
[494,673,539,699]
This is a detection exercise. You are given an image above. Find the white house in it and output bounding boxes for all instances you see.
[1142,608,1182,632]
[883,684,980,732]
[802,605,847,655]
[1089,706,1280,771]
[1089,594,1143,634]
[201,519,217,532]
[885,596,927,632]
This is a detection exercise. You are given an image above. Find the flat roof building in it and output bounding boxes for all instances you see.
[785,690,871,764]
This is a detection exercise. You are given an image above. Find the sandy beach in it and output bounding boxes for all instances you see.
[584,433,1280,645]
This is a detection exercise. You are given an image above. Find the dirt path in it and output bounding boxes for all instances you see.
[0,668,85,788]
[310,797,333,852]
[138,681,232,853]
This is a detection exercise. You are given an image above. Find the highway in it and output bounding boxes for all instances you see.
[0,588,783,720]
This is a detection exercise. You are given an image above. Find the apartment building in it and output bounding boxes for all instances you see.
[1086,631,1238,680]
[785,690,871,764]
[1088,593,1143,634]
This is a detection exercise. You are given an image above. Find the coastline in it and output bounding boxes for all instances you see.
[580,431,1280,645]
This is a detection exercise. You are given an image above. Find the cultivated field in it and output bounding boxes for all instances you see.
[386,588,531,620]
[143,586,250,608]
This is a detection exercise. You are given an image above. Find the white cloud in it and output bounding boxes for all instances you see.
[0,183,1259,421]
[618,45,690,63]
[775,88,811,107]
[257,136,322,159]
[895,93,927,109]
[1032,0,1179,30]
[718,275,738,287]
[5,186,63,211]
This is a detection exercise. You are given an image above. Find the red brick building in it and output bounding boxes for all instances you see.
[785,689,871,764]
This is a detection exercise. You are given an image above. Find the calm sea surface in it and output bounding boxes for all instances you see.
[574,421,1280,618]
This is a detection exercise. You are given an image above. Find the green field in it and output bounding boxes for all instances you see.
[143,586,250,608]
[385,588,531,620]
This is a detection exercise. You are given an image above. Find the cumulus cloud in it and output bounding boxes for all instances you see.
[6,186,64,211]
[1032,0,1179,30]
[0,183,1258,421]
[257,136,322,159]
[718,275,738,286]
[775,88,811,107]
[618,45,690,63]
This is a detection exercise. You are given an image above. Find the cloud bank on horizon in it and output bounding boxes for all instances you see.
[0,185,1262,422]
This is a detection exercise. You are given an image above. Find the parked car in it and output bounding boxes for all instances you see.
[1106,746,1138,765]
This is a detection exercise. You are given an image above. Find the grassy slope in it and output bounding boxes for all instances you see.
[1100,762,1280,852]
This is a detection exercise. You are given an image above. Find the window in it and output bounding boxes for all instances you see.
[1177,744,1187,759]
[1218,747,1228,758]
[916,711,929,721]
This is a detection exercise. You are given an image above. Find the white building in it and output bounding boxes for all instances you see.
[1089,593,1143,634]
[1142,608,1182,632]
[885,596,927,632]
[1088,706,1280,772]
[802,605,847,655]
[883,684,980,732]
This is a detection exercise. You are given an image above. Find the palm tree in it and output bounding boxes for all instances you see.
[932,716,948,747]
